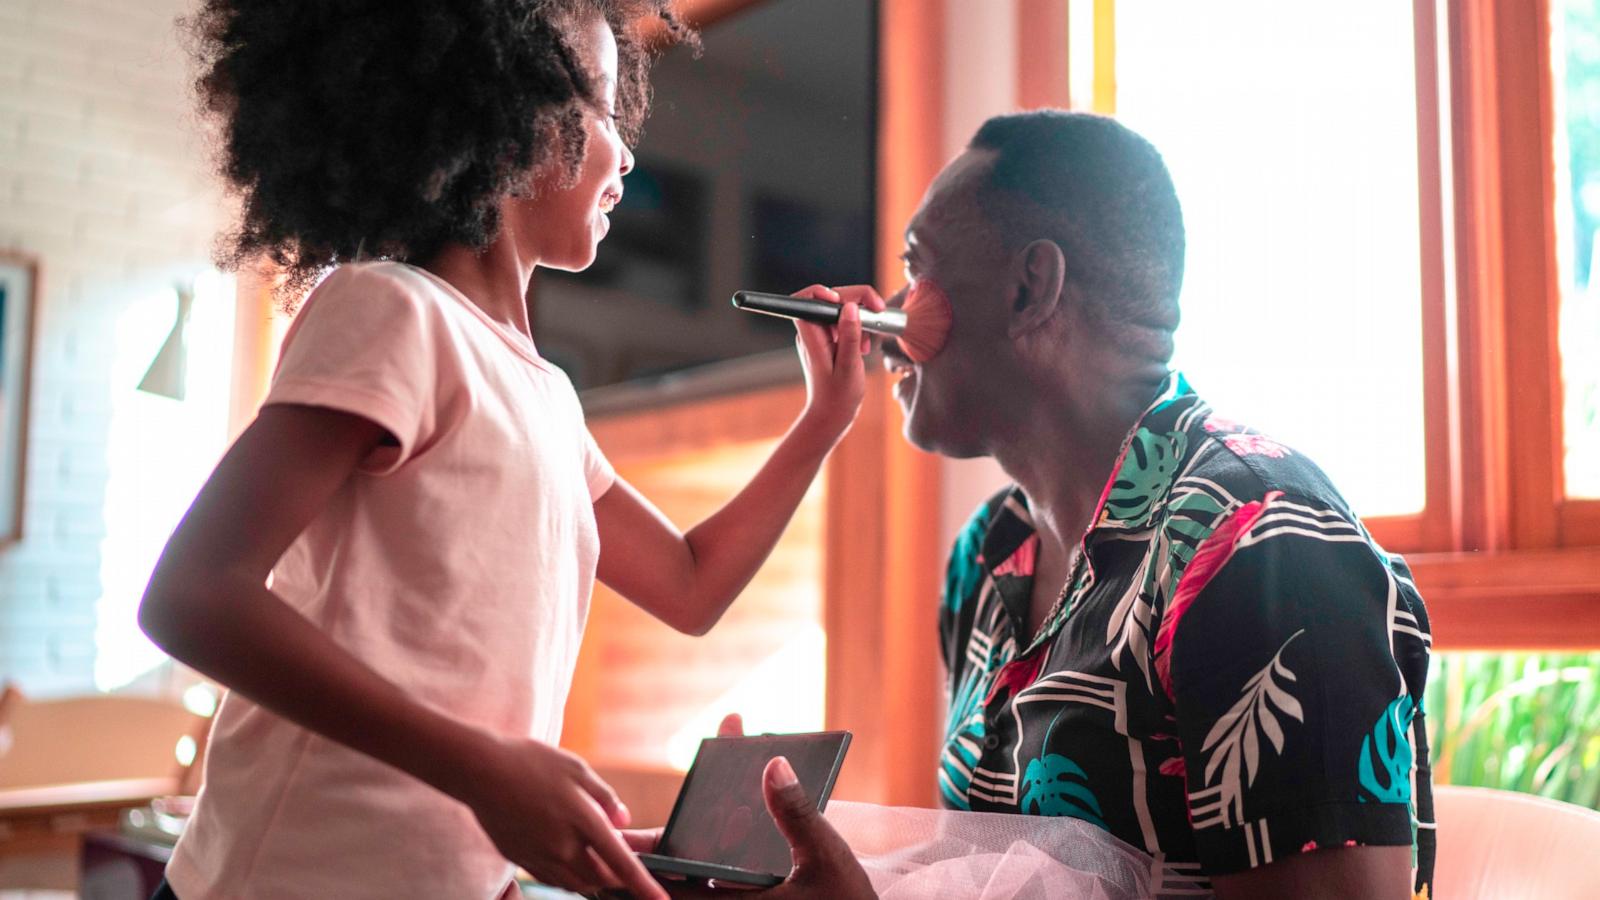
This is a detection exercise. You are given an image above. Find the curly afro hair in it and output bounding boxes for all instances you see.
[186,0,696,293]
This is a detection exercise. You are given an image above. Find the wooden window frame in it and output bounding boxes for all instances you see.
[1416,0,1600,646]
[1051,0,1600,647]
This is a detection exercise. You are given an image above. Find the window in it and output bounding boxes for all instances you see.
[95,273,236,691]
[1554,0,1600,501]
[1115,1,1431,520]
[1049,0,1600,652]
[1046,0,1600,813]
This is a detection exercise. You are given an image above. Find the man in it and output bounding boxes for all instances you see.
[680,110,1435,899]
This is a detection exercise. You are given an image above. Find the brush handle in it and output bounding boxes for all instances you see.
[733,291,842,322]
[732,291,906,336]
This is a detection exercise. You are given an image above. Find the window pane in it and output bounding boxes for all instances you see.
[1555,0,1600,499]
[1426,651,1600,810]
[96,273,236,690]
[1116,2,1428,518]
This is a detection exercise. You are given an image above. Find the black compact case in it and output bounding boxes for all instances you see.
[637,731,852,887]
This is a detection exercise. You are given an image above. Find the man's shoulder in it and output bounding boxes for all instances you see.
[1177,416,1359,521]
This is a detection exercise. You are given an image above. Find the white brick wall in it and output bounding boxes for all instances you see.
[0,0,225,695]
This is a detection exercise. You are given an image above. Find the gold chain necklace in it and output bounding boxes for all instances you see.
[1026,543,1085,652]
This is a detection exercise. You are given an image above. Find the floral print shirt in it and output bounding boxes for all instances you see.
[938,374,1435,898]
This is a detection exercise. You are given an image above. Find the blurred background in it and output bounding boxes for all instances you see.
[1,0,1598,894]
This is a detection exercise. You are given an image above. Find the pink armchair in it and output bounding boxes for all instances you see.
[1434,785,1600,898]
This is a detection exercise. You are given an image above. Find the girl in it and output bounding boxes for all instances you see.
[139,1,879,897]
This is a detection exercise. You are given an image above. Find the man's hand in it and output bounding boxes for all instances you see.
[751,755,877,898]
[663,713,876,899]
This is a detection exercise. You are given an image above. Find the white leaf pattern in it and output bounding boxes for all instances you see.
[1199,630,1306,806]
[1105,552,1146,647]
[1109,476,1233,694]
[1243,719,1259,781]
[1107,529,1178,692]
[1106,562,1156,690]
[1258,697,1285,752]
[1263,661,1303,722]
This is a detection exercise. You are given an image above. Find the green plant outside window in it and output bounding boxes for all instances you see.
[1426,652,1600,810]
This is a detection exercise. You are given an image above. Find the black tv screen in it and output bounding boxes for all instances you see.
[535,0,877,394]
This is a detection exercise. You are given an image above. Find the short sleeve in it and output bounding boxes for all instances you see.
[941,496,997,677]
[264,265,441,475]
[580,426,615,501]
[1166,494,1426,877]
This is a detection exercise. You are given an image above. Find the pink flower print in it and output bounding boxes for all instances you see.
[1158,757,1186,778]
[1154,493,1282,699]
[1223,433,1291,458]
[1203,414,1245,434]
[993,534,1040,578]
[984,652,1046,707]
[1301,841,1319,853]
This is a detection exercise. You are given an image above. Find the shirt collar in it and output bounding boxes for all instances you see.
[979,372,1204,579]
[1092,371,1205,532]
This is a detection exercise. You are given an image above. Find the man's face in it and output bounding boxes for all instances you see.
[884,148,1017,457]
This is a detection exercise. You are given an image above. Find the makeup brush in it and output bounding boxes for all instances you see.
[731,280,953,361]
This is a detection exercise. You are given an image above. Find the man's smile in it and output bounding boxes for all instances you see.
[882,343,918,403]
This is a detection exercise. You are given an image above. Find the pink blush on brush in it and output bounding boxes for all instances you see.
[899,278,954,362]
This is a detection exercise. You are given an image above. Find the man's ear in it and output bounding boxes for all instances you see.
[1007,239,1067,339]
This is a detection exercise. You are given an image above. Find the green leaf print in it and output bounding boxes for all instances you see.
[1359,695,1416,804]
[1021,753,1107,828]
[1105,429,1189,524]
[944,504,992,612]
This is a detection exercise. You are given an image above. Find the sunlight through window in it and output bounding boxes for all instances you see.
[1554,0,1600,500]
[95,273,235,691]
[1116,2,1429,518]
[665,624,827,771]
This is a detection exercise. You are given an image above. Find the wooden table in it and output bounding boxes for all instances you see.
[0,778,177,891]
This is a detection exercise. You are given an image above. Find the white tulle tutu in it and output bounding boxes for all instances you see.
[824,802,1174,899]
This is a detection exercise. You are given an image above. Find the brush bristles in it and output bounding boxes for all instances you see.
[900,280,954,362]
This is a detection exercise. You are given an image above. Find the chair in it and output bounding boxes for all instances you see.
[1434,784,1600,899]
[0,683,208,891]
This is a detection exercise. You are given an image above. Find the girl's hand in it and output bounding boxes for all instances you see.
[463,735,666,900]
[621,827,664,853]
[790,284,886,443]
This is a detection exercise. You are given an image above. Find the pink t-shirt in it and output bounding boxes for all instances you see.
[167,262,616,899]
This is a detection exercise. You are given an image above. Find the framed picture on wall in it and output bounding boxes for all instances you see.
[0,251,38,546]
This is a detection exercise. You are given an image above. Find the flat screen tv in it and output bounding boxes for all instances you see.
[535,0,877,399]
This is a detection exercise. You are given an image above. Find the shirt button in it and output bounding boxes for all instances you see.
[983,734,1001,750]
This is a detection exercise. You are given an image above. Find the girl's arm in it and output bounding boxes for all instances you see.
[594,285,878,635]
[140,404,665,900]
